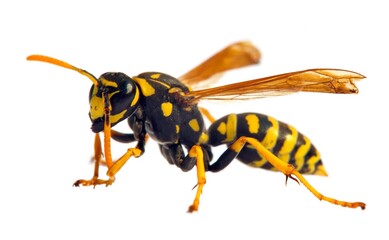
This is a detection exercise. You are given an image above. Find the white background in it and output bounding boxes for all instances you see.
[1,1,388,239]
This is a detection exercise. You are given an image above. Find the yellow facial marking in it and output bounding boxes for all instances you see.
[261,116,279,149]
[245,114,260,134]
[90,95,104,120]
[225,114,237,142]
[150,73,161,79]
[133,77,155,96]
[189,119,200,132]
[161,102,173,117]
[217,122,227,135]
[101,78,118,88]
[278,125,298,155]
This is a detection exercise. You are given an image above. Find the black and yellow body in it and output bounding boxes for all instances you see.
[88,71,212,211]
[126,72,212,172]
[207,113,327,176]
[27,41,366,212]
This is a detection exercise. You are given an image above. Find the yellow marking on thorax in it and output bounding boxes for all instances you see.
[149,79,171,89]
[161,102,173,117]
[245,114,260,134]
[150,73,161,79]
[217,122,227,135]
[261,116,279,149]
[224,114,237,143]
[189,119,200,132]
[294,135,311,171]
[278,125,298,155]
[198,132,209,144]
[133,77,155,96]
[175,125,180,133]
[130,86,140,107]
[168,87,184,94]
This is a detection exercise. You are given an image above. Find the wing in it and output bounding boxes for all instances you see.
[179,41,261,88]
[186,69,365,101]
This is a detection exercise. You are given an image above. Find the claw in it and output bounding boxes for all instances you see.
[72,176,115,187]
[285,174,300,186]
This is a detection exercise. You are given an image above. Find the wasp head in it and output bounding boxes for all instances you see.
[89,72,140,133]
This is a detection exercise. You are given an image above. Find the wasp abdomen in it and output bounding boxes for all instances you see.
[207,113,327,176]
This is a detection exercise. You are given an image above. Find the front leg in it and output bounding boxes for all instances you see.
[73,133,115,187]
[74,103,147,187]
[74,133,146,187]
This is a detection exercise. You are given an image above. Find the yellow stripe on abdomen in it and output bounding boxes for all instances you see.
[261,116,279,150]
[294,135,311,171]
[278,125,298,155]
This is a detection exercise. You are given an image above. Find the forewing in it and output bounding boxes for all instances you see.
[186,69,365,101]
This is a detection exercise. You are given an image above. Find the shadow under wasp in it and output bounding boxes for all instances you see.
[27,41,366,212]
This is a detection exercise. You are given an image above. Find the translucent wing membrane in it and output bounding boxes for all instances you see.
[187,69,365,101]
[179,41,261,88]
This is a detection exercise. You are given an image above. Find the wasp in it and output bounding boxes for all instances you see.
[27,42,366,212]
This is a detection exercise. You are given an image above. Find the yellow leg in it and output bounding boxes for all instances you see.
[199,107,216,123]
[73,133,116,187]
[188,145,207,213]
[106,148,142,177]
[234,136,366,210]
[74,136,143,187]
[74,93,116,187]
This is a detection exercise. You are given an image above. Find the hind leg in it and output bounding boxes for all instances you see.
[208,136,365,210]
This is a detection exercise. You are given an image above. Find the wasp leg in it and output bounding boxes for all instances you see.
[187,145,207,213]
[73,133,114,187]
[209,136,366,210]
[75,99,122,187]
[90,130,137,167]
[158,144,211,212]
[111,129,136,143]
[106,147,143,178]
[199,107,216,123]
[159,144,197,170]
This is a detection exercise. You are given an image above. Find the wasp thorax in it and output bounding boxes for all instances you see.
[89,72,140,133]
